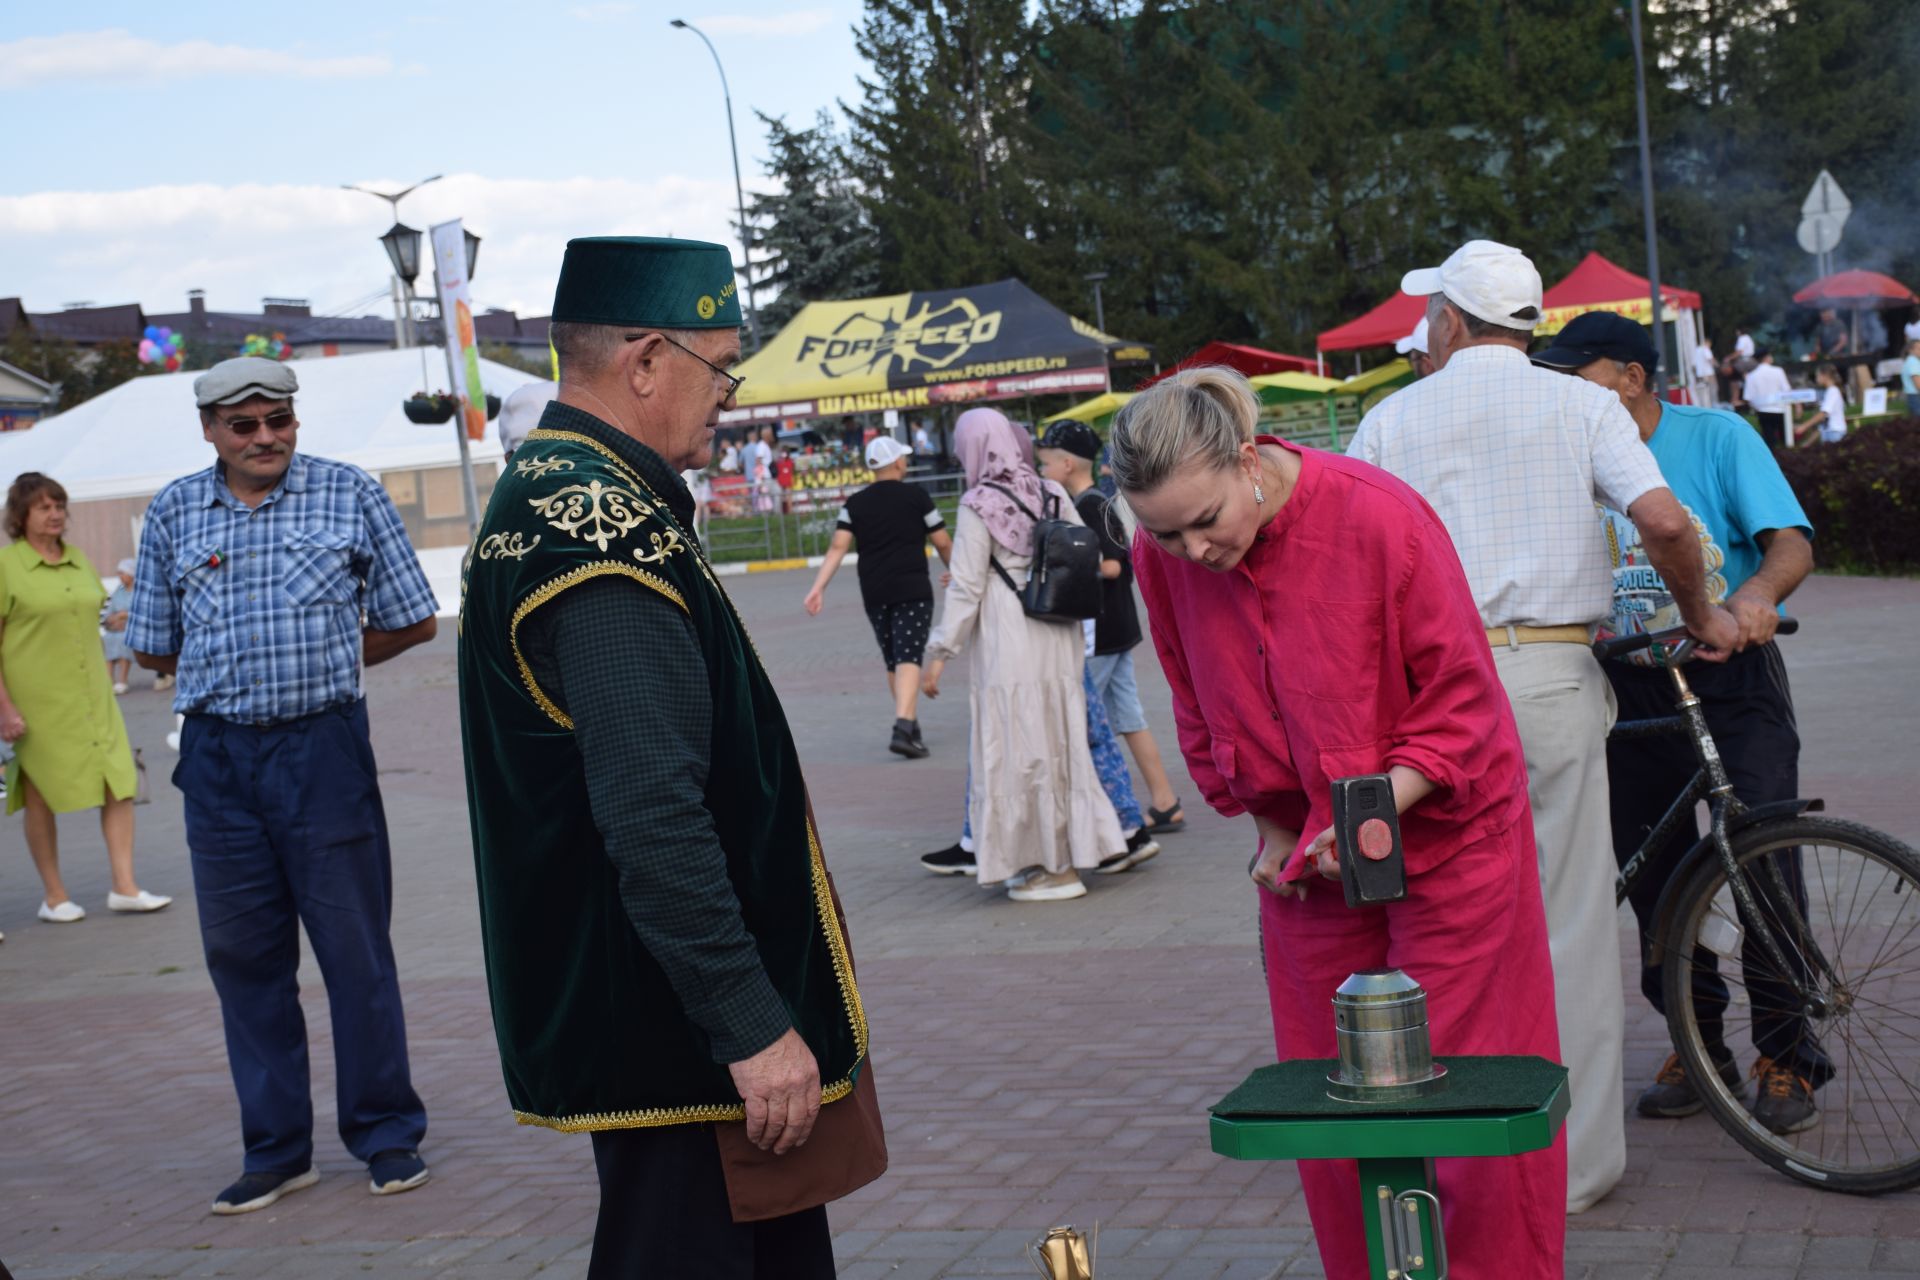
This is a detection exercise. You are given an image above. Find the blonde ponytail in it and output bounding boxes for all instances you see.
[1109,366,1258,494]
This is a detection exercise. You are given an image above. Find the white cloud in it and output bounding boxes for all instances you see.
[0,29,397,89]
[700,11,836,38]
[0,174,751,320]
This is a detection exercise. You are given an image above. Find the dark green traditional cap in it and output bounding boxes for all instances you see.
[550,236,742,330]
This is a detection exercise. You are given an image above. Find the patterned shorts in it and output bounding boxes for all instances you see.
[866,599,933,671]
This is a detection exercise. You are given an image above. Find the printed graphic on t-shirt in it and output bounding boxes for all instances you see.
[1597,502,1726,667]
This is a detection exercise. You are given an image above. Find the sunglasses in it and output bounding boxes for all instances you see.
[626,332,745,399]
[218,409,297,436]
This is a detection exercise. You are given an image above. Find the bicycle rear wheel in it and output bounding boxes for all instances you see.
[1661,815,1920,1194]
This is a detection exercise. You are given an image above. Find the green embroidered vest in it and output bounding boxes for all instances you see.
[458,409,867,1131]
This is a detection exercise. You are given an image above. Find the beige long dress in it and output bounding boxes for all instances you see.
[926,504,1124,883]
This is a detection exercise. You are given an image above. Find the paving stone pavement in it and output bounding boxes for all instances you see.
[2,571,1916,1279]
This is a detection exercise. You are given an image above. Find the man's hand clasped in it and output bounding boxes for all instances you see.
[728,1027,822,1155]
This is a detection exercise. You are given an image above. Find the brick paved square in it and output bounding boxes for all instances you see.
[3,573,1915,1278]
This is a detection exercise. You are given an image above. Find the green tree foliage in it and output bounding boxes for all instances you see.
[746,111,881,330]
[756,0,1915,358]
[1,331,154,412]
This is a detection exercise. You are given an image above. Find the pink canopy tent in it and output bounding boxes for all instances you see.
[1139,340,1318,388]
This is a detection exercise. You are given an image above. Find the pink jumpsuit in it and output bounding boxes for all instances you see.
[1134,442,1566,1279]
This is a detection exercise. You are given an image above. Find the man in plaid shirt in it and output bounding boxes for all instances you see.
[129,357,439,1217]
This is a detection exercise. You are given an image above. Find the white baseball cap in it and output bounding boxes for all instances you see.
[499,381,558,454]
[1400,240,1543,333]
[1394,316,1430,356]
[864,435,911,470]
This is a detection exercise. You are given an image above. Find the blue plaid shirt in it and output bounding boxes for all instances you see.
[128,453,438,725]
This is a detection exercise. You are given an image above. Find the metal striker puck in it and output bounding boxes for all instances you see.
[1358,818,1395,861]
[1326,1061,1450,1104]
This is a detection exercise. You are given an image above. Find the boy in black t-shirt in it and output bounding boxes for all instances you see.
[1037,420,1187,833]
[803,435,954,758]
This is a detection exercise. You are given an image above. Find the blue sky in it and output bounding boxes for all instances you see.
[0,2,871,317]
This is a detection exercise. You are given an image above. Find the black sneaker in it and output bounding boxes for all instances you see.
[211,1165,319,1215]
[1096,829,1161,875]
[1751,1057,1819,1135]
[1636,1051,1743,1118]
[889,718,929,759]
[368,1148,430,1196]
[919,844,975,875]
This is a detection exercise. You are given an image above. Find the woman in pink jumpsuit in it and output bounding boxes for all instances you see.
[1113,369,1566,1279]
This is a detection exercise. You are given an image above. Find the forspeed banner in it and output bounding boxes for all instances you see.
[720,278,1144,425]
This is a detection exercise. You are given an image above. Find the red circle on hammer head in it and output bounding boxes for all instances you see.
[1358,818,1394,861]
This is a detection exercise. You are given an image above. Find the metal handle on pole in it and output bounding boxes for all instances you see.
[1376,1185,1448,1279]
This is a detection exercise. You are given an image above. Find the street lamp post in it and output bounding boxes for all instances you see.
[343,175,444,348]
[671,18,762,351]
[1085,271,1110,333]
[1624,3,1668,396]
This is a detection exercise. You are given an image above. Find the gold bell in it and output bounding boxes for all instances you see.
[1028,1224,1096,1279]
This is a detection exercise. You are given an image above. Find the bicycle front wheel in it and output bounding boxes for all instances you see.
[1661,815,1920,1194]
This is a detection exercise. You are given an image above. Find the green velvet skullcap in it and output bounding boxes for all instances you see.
[551,236,742,329]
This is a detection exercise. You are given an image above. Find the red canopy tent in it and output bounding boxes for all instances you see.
[1540,251,1702,333]
[1139,340,1318,388]
[1316,290,1427,354]
[1792,269,1917,307]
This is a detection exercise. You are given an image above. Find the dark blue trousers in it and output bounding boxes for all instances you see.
[177,700,427,1174]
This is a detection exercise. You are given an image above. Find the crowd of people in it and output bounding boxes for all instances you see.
[0,226,1847,1279]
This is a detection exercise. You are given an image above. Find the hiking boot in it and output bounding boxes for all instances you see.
[1751,1057,1819,1135]
[919,844,976,876]
[1636,1051,1741,1118]
[889,718,929,759]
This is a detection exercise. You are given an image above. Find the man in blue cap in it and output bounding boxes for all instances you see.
[1532,312,1824,1136]
[459,237,884,1275]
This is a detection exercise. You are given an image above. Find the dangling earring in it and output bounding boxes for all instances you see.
[1253,482,1265,505]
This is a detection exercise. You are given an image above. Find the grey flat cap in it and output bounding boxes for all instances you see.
[194,356,299,408]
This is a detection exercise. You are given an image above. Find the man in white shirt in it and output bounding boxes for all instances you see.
[1691,341,1718,406]
[1735,327,1756,362]
[1742,350,1793,449]
[1350,239,1740,1216]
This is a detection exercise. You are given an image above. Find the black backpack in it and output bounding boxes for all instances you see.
[981,482,1103,624]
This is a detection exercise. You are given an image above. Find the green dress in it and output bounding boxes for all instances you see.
[0,539,137,815]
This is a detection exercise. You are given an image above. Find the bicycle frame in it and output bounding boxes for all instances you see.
[1609,660,1829,1000]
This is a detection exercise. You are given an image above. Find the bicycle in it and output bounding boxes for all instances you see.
[1602,619,1920,1194]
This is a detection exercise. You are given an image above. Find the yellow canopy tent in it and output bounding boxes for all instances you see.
[1041,391,1134,431]
[719,279,1149,426]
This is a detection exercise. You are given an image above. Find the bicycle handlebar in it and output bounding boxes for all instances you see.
[1592,617,1798,662]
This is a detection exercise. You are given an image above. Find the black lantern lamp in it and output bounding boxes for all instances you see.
[379,222,424,286]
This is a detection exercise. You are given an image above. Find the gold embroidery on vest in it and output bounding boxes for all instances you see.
[513,454,574,480]
[477,531,541,561]
[531,479,653,553]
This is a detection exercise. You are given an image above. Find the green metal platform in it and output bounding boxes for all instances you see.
[1208,1055,1568,1279]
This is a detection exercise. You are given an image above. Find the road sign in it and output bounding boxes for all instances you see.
[1801,169,1852,221]
[1798,214,1844,256]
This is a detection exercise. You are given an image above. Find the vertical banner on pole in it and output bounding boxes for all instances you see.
[431,219,488,442]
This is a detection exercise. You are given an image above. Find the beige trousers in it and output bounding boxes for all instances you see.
[1492,640,1627,1215]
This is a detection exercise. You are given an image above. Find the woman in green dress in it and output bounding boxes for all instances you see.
[1,473,169,925]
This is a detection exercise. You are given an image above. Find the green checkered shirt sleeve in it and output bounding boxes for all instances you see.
[521,575,793,1064]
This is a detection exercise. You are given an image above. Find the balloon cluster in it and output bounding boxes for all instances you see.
[240,331,293,361]
[139,326,185,371]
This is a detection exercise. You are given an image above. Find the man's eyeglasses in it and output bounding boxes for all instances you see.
[627,332,745,399]
[218,410,297,436]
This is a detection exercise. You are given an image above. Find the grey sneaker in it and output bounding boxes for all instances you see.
[1636,1051,1742,1118]
[1750,1058,1819,1135]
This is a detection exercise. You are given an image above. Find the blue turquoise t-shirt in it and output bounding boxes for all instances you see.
[1598,401,1812,664]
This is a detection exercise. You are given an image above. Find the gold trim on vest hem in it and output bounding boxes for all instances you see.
[508,561,689,729]
[511,1076,856,1134]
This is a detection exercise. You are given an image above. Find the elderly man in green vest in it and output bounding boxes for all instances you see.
[459,237,884,1277]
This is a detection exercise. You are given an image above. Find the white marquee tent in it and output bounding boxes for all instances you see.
[0,347,545,503]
